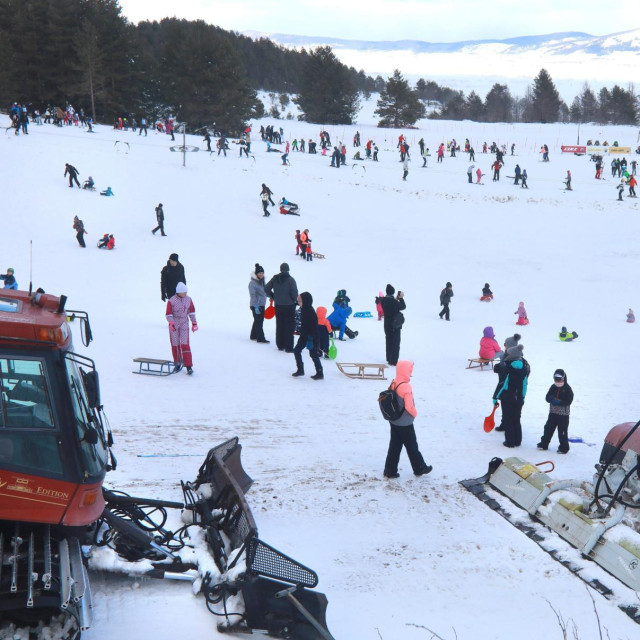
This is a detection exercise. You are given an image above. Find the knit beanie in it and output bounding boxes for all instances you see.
[506,344,524,361]
[169,253,179,261]
[280,262,290,272]
[175,282,187,294]
[255,263,264,275]
[483,326,495,339]
[386,284,395,295]
[504,333,521,349]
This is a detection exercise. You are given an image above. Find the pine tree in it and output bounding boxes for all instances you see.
[579,83,599,122]
[484,84,513,123]
[465,91,484,121]
[294,46,360,125]
[529,68,561,123]
[609,85,638,125]
[375,70,425,127]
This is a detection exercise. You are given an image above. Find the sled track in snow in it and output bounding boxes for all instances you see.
[460,473,640,625]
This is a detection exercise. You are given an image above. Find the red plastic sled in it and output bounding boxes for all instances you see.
[264,300,275,319]
[483,402,500,432]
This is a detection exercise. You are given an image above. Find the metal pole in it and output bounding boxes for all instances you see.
[182,123,186,167]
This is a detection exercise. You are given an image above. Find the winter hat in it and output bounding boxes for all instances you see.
[7,268,14,274]
[484,283,490,288]
[483,326,495,339]
[561,326,567,333]
[254,263,264,275]
[506,344,524,361]
[280,262,290,272]
[337,289,346,297]
[504,333,521,349]
[169,253,179,261]
[446,282,452,288]
[300,291,313,306]
[175,282,187,294]
[386,284,395,295]
[553,369,566,381]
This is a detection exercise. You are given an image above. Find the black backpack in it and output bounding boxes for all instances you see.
[378,382,406,421]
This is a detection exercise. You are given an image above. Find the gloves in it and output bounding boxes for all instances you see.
[550,398,560,405]
[492,398,498,406]
[254,306,260,315]
[192,323,198,332]
[169,322,176,332]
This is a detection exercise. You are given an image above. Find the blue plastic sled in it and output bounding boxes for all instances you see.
[353,311,373,318]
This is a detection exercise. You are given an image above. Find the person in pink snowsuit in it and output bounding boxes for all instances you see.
[476,168,483,183]
[515,301,529,326]
[166,282,198,373]
[479,326,503,360]
[376,291,384,321]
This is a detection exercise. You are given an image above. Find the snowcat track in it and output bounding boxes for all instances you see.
[460,460,640,625]
[0,522,90,639]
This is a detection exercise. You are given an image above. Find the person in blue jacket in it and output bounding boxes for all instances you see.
[327,289,359,340]
[0,268,17,289]
[492,343,530,448]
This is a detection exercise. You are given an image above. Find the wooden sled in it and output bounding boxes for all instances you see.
[467,358,495,371]
[133,357,180,376]
[312,252,325,259]
[336,362,388,380]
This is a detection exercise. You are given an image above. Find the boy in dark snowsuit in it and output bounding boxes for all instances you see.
[537,369,573,453]
[493,343,530,447]
[291,291,323,380]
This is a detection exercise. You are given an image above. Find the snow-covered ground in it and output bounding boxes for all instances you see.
[2,104,640,639]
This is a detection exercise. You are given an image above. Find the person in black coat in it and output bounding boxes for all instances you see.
[265,262,298,352]
[160,253,186,301]
[260,183,275,206]
[492,343,530,448]
[537,369,574,453]
[152,203,167,236]
[64,163,80,188]
[291,291,323,380]
[376,284,406,366]
[439,282,453,320]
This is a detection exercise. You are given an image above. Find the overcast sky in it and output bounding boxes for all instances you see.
[117,0,632,41]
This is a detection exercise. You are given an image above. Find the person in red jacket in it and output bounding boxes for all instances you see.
[492,160,502,181]
[382,360,432,478]
[629,174,637,197]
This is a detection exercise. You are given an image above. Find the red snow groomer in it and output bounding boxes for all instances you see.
[0,289,334,639]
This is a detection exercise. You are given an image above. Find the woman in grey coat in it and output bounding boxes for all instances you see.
[248,263,269,343]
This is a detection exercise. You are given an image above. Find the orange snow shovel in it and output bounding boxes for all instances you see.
[264,300,275,319]
[483,402,500,433]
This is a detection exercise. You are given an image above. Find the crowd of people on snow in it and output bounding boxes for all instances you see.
[17,111,640,480]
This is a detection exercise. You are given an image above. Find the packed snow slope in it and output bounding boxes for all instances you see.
[2,110,640,640]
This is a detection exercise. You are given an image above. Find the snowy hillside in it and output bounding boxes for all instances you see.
[245,28,640,101]
[3,103,640,639]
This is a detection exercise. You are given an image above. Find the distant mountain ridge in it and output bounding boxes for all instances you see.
[243,28,640,56]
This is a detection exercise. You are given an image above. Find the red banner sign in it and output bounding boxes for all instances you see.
[561,145,586,154]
